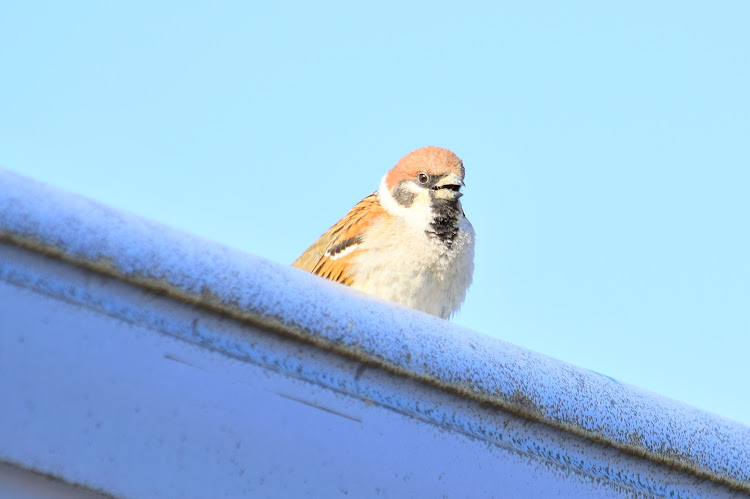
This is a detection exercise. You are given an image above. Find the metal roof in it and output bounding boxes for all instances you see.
[1,168,748,497]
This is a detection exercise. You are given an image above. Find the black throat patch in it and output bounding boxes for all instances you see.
[427,199,461,247]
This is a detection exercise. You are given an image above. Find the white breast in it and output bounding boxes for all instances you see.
[349,185,475,319]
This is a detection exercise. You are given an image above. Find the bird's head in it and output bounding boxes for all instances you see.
[384,146,465,202]
[378,146,466,228]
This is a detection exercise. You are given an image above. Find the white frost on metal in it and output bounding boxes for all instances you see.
[0,168,749,497]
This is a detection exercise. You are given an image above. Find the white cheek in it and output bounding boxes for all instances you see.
[377,176,432,229]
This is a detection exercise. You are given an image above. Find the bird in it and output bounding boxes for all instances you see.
[292,146,474,319]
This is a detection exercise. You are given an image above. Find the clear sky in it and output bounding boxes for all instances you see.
[2,2,748,426]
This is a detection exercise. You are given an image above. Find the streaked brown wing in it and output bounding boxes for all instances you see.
[292,193,384,285]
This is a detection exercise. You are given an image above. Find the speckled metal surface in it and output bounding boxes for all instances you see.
[1,168,749,493]
[2,246,739,497]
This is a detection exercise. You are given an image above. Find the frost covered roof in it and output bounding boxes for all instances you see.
[1,168,748,493]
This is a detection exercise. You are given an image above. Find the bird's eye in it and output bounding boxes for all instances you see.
[417,172,429,185]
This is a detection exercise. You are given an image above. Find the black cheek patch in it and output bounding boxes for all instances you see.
[393,184,416,207]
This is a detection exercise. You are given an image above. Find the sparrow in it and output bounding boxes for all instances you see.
[292,146,474,320]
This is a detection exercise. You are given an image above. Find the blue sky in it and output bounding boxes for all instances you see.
[2,2,748,425]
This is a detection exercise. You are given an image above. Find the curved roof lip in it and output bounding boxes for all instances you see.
[1,168,748,492]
